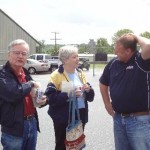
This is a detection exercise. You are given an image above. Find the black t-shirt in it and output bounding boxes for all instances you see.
[100,52,150,113]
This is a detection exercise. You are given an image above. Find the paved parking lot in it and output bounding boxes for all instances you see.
[0,68,115,150]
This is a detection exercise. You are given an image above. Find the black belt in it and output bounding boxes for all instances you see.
[118,111,150,117]
[24,114,35,120]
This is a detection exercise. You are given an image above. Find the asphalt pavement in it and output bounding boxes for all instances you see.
[0,68,115,150]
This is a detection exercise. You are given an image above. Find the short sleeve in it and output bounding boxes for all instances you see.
[99,60,114,86]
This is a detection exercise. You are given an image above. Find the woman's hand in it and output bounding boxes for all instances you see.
[74,86,82,97]
[82,84,90,93]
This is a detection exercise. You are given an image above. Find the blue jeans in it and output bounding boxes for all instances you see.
[1,117,37,150]
[1,133,23,150]
[114,113,150,150]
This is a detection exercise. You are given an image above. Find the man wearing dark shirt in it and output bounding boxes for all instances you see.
[0,39,46,150]
[99,34,150,150]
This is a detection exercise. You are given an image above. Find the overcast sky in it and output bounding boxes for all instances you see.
[1,0,150,44]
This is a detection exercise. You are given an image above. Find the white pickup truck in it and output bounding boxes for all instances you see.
[28,54,61,72]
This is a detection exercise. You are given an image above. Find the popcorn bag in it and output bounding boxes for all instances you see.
[30,81,44,107]
[36,88,44,103]
[65,95,86,150]
[65,122,85,150]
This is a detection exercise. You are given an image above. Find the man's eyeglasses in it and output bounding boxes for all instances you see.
[11,51,28,57]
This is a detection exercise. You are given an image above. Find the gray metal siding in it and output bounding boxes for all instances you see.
[0,10,40,65]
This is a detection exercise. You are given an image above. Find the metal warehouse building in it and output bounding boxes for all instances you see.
[0,9,41,65]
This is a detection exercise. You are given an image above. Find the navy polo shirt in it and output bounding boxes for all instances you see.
[100,52,150,113]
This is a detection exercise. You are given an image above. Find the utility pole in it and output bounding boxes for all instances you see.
[50,32,61,52]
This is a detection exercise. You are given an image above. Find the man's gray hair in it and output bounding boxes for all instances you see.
[59,45,78,63]
[8,39,29,51]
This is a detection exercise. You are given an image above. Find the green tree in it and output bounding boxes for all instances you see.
[112,29,134,44]
[96,38,113,54]
[78,44,88,53]
[38,40,46,53]
[140,31,150,39]
[49,45,60,56]
[38,43,63,55]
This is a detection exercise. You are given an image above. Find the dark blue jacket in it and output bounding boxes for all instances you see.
[0,62,40,137]
[45,65,95,124]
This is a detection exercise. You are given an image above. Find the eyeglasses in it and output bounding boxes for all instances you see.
[11,51,28,57]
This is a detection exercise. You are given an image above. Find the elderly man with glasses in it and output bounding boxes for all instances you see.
[0,39,46,150]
